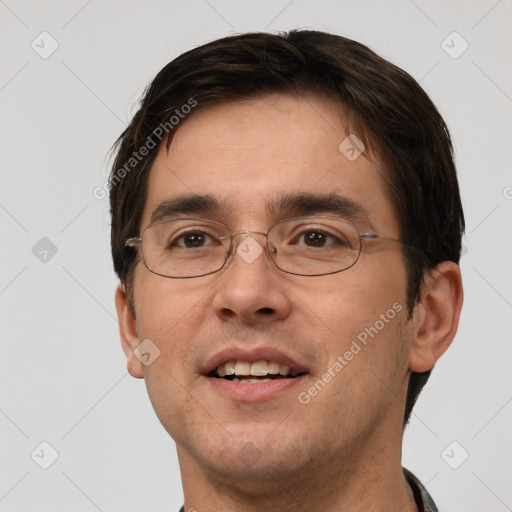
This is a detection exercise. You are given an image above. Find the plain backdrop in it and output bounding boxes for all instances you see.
[1,0,511,511]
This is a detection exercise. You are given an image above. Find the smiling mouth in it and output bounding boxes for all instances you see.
[208,359,307,383]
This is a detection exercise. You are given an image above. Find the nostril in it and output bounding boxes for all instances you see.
[258,307,275,315]
[220,308,236,318]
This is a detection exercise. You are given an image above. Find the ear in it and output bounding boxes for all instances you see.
[115,283,144,379]
[408,261,463,373]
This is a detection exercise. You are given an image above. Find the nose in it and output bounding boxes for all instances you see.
[211,232,292,325]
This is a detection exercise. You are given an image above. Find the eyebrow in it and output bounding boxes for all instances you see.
[266,192,372,228]
[150,193,228,224]
[149,192,373,229]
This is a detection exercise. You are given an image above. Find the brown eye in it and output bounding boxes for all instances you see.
[168,231,217,249]
[303,231,327,247]
[181,233,207,248]
[295,230,348,248]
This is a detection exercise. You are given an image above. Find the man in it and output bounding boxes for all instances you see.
[110,30,464,511]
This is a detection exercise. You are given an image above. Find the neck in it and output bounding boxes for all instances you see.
[178,429,418,512]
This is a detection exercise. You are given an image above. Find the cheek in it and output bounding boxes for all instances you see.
[134,266,203,337]
[132,274,207,438]
[296,255,411,403]
[295,255,408,343]
[132,270,207,384]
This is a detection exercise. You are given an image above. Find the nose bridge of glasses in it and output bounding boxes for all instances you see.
[231,229,268,239]
[226,229,270,253]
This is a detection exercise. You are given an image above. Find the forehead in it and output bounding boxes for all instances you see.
[141,93,398,234]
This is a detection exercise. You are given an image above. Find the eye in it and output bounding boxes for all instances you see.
[294,229,348,248]
[170,230,218,249]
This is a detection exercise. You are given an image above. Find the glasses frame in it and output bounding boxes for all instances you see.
[125,216,417,279]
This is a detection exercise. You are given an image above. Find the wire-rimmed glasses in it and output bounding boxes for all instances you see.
[125,216,412,279]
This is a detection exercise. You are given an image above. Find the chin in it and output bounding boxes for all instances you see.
[187,428,308,480]
[205,449,305,488]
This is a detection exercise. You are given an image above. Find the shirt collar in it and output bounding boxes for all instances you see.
[404,467,439,512]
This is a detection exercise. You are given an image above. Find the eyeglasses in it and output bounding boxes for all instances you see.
[125,216,413,279]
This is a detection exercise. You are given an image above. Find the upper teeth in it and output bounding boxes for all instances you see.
[216,360,296,377]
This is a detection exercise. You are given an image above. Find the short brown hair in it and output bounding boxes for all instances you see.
[109,30,464,426]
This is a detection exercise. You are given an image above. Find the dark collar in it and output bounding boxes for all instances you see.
[404,467,439,512]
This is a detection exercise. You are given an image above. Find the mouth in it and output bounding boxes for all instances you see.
[202,347,309,401]
[208,359,307,383]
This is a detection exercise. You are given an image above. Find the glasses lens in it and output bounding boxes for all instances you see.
[268,217,361,276]
[141,219,231,278]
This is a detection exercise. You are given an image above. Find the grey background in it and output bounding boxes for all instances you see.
[1,0,511,510]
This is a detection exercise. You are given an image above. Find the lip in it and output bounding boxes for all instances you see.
[201,346,309,376]
[202,373,307,402]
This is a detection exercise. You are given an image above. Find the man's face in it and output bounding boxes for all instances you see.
[128,93,414,484]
